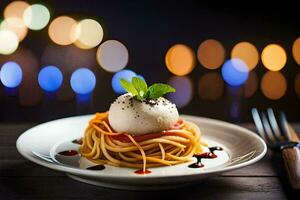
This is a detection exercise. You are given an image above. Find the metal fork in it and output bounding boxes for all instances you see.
[251,108,300,189]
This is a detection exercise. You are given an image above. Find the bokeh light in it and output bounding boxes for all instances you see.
[96,40,129,72]
[221,58,249,86]
[0,61,22,88]
[261,71,287,100]
[38,66,63,92]
[231,42,259,70]
[23,4,50,30]
[292,38,300,66]
[0,17,28,42]
[198,73,224,101]
[165,44,195,76]
[261,44,287,71]
[167,76,193,108]
[48,16,77,45]
[70,68,96,95]
[4,1,30,19]
[112,69,138,94]
[0,30,19,55]
[0,48,41,106]
[74,19,103,49]
[243,71,258,98]
[294,72,300,98]
[197,39,225,69]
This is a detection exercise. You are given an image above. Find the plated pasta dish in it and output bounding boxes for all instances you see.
[79,77,207,174]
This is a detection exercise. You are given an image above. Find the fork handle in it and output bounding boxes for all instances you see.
[282,147,300,189]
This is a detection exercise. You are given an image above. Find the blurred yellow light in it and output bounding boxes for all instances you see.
[261,44,287,71]
[96,40,129,72]
[4,1,30,19]
[48,16,77,45]
[198,72,224,101]
[231,42,259,70]
[292,38,300,66]
[74,19,103,49]
[23,4,50,30]
[197,39,225,69]
[0,17,28,41]
[295,72,300,98]
[261,71,287,100]
[243,71,258,98]
[0,30,19,55]
[165,44,195,76]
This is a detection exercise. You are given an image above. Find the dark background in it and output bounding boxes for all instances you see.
[0,0,299,123]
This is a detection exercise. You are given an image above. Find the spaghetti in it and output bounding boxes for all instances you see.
[80,112,205,172]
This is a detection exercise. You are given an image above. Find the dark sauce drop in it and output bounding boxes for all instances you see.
[72,138,83,145]
[188,162,204,168]
[58,150,78,156]
[209,146,223,152]
[86,165,106,170]
[188,146,223,169]
[134,169,152,175]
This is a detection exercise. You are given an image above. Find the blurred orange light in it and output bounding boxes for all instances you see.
[0,17,28,42]
[48,16,77,46]
[243,71,258,98]
[261,44,287,71]
[295,72,300,98]
[261,71,287,100]
[4,1,30,19]
[231,42,259,70]
[165,44,195,76]
[198,72,224,101]
[292,38,300,66]
[197,39,225,69]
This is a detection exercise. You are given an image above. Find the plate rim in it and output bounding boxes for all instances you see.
[16,114,267,179]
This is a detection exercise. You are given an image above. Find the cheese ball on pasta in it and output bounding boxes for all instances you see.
[108,93,179,135]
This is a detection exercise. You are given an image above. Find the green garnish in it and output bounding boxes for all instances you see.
[120,77,175,101]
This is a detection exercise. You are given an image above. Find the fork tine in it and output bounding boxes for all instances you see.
[280,111,291,141]
[267,108,282,141]
[260,111,276,143]
[251,108,269,142]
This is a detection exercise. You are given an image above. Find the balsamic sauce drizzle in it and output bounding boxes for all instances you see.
[86,165,106,170]
[188,146,223,168]
[134,169,152,174]
[72,138,83,145]
[58,150,78,156]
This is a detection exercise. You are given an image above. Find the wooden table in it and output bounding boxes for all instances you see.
[1,123,300,200]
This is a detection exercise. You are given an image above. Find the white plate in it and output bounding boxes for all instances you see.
[16,114,267,190]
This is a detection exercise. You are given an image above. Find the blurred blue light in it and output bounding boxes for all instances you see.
[112,69,142,94]
[167,76,193,108]
[221,59,249,86]
[38,66,63,92]
[0,61,22,88]
[70,68,96,95]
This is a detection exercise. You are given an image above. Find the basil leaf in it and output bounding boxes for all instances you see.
[132,77,148,98]
[148,83,176,99]
[120,79,138,95]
